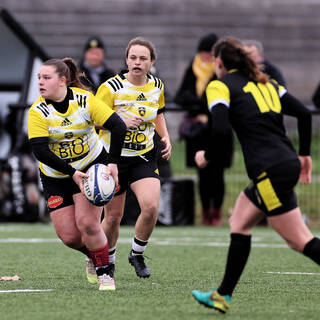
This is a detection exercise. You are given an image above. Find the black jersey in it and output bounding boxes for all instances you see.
[206,69,311,179]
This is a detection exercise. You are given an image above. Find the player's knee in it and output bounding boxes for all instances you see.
[77,217,100,236]
[105,210,123,225]
[141,201,158,219]
[59,233,82,249]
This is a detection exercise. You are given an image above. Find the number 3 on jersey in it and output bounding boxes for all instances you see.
[243,82,281,113]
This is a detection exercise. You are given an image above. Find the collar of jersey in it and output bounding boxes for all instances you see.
[45,88,74,114]
[228,69,238,74]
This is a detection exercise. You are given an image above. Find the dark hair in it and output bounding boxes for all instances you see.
[43,58,91,91]
[213,37,269,84]
[197,33,218,52]
[125,37,157,61]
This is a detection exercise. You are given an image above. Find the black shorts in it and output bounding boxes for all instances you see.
[40,150,108,213]
[116,149,160,195]
[244,159,300,216]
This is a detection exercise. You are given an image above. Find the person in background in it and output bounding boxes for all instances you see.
[312,81,320,109]
[85,37,171,289]
[243,39,286,87]
[174,33,233,226]
[79,36,115,93]
[192,37,317,314]
[28,57,126,291]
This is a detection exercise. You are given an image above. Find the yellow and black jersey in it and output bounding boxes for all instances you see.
[206,69,310,179]
[96,71,165,157]
[28,87,114,178]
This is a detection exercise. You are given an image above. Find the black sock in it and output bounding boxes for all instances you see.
[303,237,320,265]
[218,233,251,297]
[95,265,109,276]
[77,246,89,257]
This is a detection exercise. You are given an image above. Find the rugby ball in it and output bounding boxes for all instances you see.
[83,163,116,206]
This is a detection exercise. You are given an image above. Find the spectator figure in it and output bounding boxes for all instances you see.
[79,36,115,93]
[174,33,233,226]
[312,82,320,109]
[243,39,286,87]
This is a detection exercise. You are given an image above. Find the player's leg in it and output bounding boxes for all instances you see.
[192,191,263,313]
[269,207,320,264]
[50,205,84,250]
[129,177,160,278]
[85,193,126,286]
[100,192,126,278]
[74,193,114,290]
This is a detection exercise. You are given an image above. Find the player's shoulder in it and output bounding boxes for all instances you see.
[147,73,164,90]
[30,97,50,117]
[70,87,93,97]
[103,73,125,93]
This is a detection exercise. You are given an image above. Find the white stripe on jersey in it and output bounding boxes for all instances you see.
[208,98,230,111]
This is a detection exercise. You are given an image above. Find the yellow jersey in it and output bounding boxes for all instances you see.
[96,71,165,157]
[28,87,114,178]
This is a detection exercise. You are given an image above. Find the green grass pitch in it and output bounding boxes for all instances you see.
[0,223,320,320]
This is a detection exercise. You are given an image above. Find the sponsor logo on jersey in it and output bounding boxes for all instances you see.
[47,196,63,208]
[60,118,72,127]
[137,93,147,101]
[138,106,146,116]
[65,132,73,139]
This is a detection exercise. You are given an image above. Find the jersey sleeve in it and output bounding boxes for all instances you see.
[89,94,115,126]
[28,107,49,139]
[270,79,287,98]
[158,84,165,109]
[206,80,230,111]
[96,83,114,109]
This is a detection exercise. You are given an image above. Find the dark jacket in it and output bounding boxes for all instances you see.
[174,60,233,168]
[79,60,115,93]
[312,82,320,109]
[262,59,286,87]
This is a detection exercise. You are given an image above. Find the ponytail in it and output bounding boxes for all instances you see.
[42,58,92,92]
[213,37,269,84]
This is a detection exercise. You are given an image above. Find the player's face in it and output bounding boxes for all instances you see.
[38,65,65,100]
[126,45,154,77]
[85,48,105,68]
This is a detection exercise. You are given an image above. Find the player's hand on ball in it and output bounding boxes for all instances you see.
[72,170,89,194]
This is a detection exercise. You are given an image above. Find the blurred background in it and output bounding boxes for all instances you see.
[1,0,320,225]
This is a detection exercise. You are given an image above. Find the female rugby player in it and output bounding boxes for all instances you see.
[28,58,126,291]
[192,37,319,313]
[88,37,171,288]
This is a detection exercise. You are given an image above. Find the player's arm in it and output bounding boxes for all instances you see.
[204,104,231,163]
[200,80,231,165]
[29,137,76,176]
[281,92,312,156]
[28,108,76,176]
[155,111,171,160]
[281,92,312,184]
[101,113,126,164]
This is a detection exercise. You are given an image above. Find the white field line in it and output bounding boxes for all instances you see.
[0,238,60,243]
[0,237,288,248]
[0,289,53,293]
[265,272,320,275]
